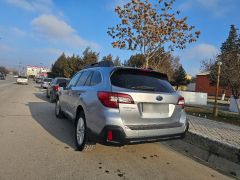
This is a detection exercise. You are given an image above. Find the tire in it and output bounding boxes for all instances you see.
[180,132,186,139]
[75,112,95,152]
[46,91,50,98]
[50,93,55,103]
[55,99,64,118]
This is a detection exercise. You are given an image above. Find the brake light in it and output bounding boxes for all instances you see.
[97,91,134,108]
[55,85,60,92]
[177,96,185,108]
[107,130,113,141]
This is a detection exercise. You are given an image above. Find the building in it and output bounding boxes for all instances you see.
[195,72,232,97]
[26,65,50,77]
[186,74,192,81]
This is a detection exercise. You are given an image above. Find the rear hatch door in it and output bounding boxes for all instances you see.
[111,68,182,126]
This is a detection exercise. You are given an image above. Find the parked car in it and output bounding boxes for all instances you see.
[35,77,43,84]
[55,61,188,152]
[16,76,28,85]
[47,77,69,102]
[41,78,52,89]
[0,72,6,80]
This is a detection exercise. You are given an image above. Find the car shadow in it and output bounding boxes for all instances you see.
[34,92,50,102]
[27,93,76,149]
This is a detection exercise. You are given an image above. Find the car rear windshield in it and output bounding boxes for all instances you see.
[56,78,68,84]
[44,78,52,82]
[111,69,175,93]
[18,76,27,79]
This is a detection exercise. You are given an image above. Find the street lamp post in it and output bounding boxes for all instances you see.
[213,61,222,117]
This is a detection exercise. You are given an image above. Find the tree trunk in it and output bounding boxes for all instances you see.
[221,89,226,100]
[145,56,149,68]
[231,88,240,114]
[234,98,240,115]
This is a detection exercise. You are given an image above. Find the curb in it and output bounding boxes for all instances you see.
[163,131,240,179]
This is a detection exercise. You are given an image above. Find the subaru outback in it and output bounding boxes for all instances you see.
[55,61,188,151]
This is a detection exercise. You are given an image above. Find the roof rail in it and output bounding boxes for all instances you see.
[83,60,114,69]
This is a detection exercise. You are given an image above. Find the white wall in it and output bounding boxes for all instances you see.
[229,97,240,113]
[178,91,208,106]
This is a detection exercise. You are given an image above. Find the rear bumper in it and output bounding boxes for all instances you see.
[17,81,28,84]
[42,85,49,88]
[89,122,189,146]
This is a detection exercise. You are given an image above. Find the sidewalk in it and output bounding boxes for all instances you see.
[188,115,240,149]
[164,115,240,178]
[186,115,240,166]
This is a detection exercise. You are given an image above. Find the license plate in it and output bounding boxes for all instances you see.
[142,103,169,113]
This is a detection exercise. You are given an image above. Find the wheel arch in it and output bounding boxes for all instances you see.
[75,105,85,126]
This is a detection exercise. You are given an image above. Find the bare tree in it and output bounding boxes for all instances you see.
[200,57,216,72]
[108,0,200,68]
[148,51,180,80]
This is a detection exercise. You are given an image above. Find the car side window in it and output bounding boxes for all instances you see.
[76,71,91,86]
[90,71,102,86]
[67,72,81,89]
[84,72,93,86]
[52,79,57,85]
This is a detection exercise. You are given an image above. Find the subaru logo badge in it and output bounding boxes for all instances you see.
[156,96,163,101]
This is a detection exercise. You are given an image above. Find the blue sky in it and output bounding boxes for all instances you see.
[0,0,240,75]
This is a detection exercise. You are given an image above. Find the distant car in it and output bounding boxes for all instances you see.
[0,73,5,80]
[41,78,52,89]
[47,77,69,102]
[16,76,28,85]
[35,77,43,84]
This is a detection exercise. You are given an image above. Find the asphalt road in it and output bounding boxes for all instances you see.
[0,76,231,180]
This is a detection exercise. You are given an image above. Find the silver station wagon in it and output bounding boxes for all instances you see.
[55,61,189,151]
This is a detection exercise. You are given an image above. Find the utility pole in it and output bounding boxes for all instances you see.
[40,63,43,75]
[213,61,222,117]
[18,62,22,75]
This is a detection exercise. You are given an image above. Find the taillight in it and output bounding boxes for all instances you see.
[55,85,60,92]
[177,96,185,108]
[97,91,134,108]
[107,130,113,141]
